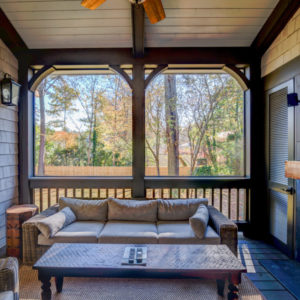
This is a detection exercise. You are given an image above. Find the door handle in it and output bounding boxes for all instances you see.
[281,187,295,195]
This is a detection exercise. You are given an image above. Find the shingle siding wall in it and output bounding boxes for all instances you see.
[262,8,300,77]
[0,39,19,253]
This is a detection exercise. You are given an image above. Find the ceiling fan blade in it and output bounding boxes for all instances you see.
[81,0,106,10]
[143,0,166,24]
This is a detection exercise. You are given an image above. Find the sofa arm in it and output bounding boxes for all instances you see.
[0,257,19,300]
[208,206,238,256]
[22,204,59,264]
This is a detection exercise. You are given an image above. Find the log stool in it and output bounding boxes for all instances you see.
[6,204,38,258]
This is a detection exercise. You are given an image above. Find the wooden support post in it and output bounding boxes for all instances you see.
[132,64,145,198]
[131,4,145,58]
[19,59,34,204]
[246,55,268,238]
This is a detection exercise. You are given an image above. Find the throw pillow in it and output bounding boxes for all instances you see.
[36,207,76,238]
[108,198,157,222]
[59,197,108,221]
[189,204,209,239]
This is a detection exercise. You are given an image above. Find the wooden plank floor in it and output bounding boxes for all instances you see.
[238,233,296,300]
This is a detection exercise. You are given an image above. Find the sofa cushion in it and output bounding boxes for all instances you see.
[158,198,209,221]
[98,221,158,244]
[53,221,105,243]
[157,221,220,244]
[189,204,209,239]
[108,198,157,222]
[0,291,14,300]
[36,207,76,238]
[59,197,107,221]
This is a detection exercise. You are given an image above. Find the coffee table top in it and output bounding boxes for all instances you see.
[34,243,246,273]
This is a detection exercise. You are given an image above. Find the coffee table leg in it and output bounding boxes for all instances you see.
[38,273,51,300]
[55,276,64,293]
[216,279,225,296]
[227,274,240,300]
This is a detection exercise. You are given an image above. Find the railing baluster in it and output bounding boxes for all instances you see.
[246,188,250,222]
[236,188,240,221]
[211,188,214,206]
[47,188,51,208]
[55,188,58,203]
[203,188,206,198]
[228,188,231,219]
[220,188,223,213]
[39,188,43,212]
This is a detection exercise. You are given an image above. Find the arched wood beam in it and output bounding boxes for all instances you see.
[222,65,250,91]
[109,65,133,90]
[145,64,168,89]
[29,65,56,92]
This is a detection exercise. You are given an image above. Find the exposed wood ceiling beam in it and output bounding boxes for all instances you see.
[131,3,145,58]
[251,0,300,56]
[27,47,252,66]
[0,8,28,59]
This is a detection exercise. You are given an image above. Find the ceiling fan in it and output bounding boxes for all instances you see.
[81,0,166,24]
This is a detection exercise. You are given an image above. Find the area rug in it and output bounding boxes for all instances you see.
[260,259,300,299]
[20,265,265,300]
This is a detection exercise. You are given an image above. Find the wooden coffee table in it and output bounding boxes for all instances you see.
[33,243,246,300]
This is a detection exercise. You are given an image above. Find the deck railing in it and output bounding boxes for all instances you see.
[30,178,250,222]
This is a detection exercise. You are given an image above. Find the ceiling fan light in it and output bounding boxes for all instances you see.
[129,0,145,4]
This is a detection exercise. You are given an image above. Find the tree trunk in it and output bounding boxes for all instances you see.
[164,75,179,176]
[37,86,46,175]
[235,99,242,175]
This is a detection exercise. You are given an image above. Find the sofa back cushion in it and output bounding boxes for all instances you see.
[59,197,108,221]
[158,198,208,221]
[108,198,157,222]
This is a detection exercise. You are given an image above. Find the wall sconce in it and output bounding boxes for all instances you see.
[287,93,299,107]
[1,73,21,106]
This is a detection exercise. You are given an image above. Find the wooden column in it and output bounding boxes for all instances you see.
[18,59,34,204]
[132,64,145,198]
[247,55,268,238]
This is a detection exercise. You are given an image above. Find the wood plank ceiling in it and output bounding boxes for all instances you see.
[0,0,280,49]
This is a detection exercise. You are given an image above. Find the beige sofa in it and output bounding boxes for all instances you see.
[22,198,238,265]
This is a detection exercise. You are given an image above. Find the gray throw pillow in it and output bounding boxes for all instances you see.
[59,197,108,221]
[189,204,209,239]
[108,198,157,222]
[158,198,208,221]
[36,207,76,238]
